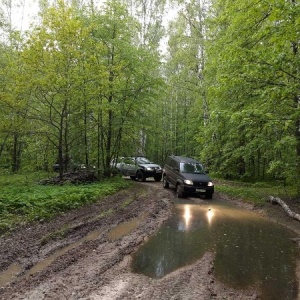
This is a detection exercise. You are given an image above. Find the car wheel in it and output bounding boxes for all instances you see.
[162,176,169,188]
[154,174,162,182]
[176,184,185,198]
[130,176,136,180]
[136,170,146,182]
[205,192,213,199]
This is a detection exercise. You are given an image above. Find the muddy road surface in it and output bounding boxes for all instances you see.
[0,180,299,299]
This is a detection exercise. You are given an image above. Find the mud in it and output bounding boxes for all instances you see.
[0,181,299,300]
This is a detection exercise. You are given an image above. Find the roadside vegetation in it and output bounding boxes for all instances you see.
[215,177,298,206]
[0,0,300,235]
[1,170,297,235]
[0,173,132,234]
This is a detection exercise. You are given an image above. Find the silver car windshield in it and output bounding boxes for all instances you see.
[180,163,204,174]
[136,157,151,164]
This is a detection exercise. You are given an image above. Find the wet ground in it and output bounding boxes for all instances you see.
[0,180,299,299]
[132,199,299,299]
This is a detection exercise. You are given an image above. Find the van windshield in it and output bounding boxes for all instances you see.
[180,163,204,174]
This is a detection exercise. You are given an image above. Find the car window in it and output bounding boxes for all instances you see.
[180,163,204,174]
[123,157,134,164]
[136,157,151,164]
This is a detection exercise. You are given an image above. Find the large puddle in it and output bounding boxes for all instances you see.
[131,199,300,300]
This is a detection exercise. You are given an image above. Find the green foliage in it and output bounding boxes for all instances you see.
[162,1,207,159]
[1,0,300,194]
[0,0,164,175]
[0,173,132,233]
[216,179,298,206]
[195,0,300,190]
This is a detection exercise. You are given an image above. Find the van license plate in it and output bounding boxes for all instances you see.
[196,189,205,193]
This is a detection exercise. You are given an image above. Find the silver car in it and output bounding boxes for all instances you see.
[118,156,162,182]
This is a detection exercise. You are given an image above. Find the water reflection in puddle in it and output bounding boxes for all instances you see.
[131,199,300,299]
[107,214,146,241]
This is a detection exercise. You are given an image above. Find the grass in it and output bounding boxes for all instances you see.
[40,225,71,245]
[0,172,132,233]
[98,208,114,218]
[215,178,298,206]
[2,171,296,234]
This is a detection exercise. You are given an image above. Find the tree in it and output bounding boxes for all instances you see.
[161,0,207,159]
[0,0,31,172]
[203,0,300,186]
[14,0,163,177]
[20,1,95,178]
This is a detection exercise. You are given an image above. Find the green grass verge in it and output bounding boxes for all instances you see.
[216,179,298,206]
[0,172,132,233]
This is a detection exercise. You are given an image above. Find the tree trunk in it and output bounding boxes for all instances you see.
[12,133,20,172]
[64,114,70,173]
[84,103,89,167]
[0,133,9,159]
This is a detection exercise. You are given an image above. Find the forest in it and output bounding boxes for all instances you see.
[0,0,299,191]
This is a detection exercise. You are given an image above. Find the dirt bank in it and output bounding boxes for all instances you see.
[0,180,299,300]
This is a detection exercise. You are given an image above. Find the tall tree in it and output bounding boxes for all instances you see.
[20,1,94,178]
[15,0,163,177]
[203,0,300,186]
[0,0,31,172]
[162,0,207,159]
[90,0,163,173]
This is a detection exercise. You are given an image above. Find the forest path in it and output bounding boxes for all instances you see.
[0,180,299,299]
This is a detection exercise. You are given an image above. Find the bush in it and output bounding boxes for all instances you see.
[0,173,132,233]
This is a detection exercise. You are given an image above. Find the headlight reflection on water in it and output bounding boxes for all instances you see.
[181,205,214,230]
[206,208,214,225]
[183,205,191,229]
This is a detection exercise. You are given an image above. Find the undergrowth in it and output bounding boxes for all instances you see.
[0,172,132,233]
[215,178,298,206]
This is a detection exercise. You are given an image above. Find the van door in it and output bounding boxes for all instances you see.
[169,159,179,186]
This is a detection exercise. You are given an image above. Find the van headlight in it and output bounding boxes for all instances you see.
[208,182,214,186]
[184,180,193,185]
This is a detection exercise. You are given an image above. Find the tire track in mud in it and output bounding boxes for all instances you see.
[0,181,259,299]
[0,182,174,299]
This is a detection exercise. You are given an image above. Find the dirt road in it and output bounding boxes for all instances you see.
[0,180,299,300]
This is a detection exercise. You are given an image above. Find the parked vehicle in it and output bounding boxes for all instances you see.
[162,155,214,199]
[117,156,162,182]
[53,162,95,172]
[110,157,124,170]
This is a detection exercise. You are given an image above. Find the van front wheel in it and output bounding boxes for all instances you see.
[136,171,146,182]
[163,176,169,188]
[176,184,185,198]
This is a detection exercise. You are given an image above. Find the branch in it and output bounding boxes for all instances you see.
[268,196,300,222]
[257,60,300,81]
